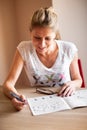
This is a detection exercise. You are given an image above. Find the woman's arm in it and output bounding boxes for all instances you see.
[3,49,27,110]
[69,53,82,87]
[3,49,24,99]
[58,53,82,97]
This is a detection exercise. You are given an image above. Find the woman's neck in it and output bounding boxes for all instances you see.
[36,42,59,68]
[37,42,58,58]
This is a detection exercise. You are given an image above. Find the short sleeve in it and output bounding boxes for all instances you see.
[67,42,78,61]
[61,41,78,62]
[17,41,31,61]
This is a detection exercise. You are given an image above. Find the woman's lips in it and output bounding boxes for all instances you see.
[38,47,46,51]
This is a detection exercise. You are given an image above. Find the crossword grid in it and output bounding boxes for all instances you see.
[28,95,70,115]
[28,89,87,116]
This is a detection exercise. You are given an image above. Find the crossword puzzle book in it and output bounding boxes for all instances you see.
[27,89,87,116]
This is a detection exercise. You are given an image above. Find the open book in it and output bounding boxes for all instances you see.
[27,89,87,116]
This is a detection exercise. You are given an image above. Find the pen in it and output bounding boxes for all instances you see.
[10,91,24,102]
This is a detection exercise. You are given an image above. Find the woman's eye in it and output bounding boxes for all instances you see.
[34,37,41,40]
[45,37,51,41]
[34,36,52,41]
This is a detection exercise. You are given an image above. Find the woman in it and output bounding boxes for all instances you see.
[3,7,82,110]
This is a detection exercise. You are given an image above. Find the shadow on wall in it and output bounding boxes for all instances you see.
[16,68,30,88]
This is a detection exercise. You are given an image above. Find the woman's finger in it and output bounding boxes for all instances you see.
[11,98,26,111]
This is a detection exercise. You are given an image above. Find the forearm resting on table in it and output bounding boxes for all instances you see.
[72,78,82,88]
[3,81,19,100]
[67,79,82,89]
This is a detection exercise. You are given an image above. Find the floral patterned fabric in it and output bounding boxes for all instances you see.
[17,40,78,87]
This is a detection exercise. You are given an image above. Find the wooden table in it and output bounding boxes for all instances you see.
[0,86,87,130]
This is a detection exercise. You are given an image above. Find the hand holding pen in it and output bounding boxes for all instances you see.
[10,91,27,111]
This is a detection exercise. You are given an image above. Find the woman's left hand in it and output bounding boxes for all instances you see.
[58,81,76,97]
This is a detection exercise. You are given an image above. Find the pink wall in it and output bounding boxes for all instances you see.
[53,0,87,85]
[0,0,52,86]
[1,0,86,87]
[0,0,18,85]
[15,0,52,41]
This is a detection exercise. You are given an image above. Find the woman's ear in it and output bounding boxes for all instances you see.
[55,30,61,40]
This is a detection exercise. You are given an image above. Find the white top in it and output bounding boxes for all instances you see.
[17,40,78,87]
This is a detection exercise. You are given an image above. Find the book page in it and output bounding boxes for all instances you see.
[76,89,87,98]
[27,95,70,116]
[27,89,87,115]
[64,89,87,108]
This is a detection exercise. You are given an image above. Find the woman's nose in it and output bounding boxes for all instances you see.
[40,39,46,47]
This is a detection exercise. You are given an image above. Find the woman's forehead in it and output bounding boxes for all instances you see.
[31,27,56,36]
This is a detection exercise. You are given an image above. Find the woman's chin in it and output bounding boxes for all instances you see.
[37,48,46,53]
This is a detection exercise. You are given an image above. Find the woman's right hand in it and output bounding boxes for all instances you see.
[11,94,27,111]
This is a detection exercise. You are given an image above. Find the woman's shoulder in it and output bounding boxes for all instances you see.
[56,40,78,52]
[17,41,32,48]
[17,41,34,53]
[17,41,33,60]
[56,40,76,48]
[56,40,78,60]
[17,40,33,53]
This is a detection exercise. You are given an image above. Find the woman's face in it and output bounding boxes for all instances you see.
[30,27,56,54]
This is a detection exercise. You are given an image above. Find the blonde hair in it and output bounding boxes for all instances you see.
[30,7,61,40]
